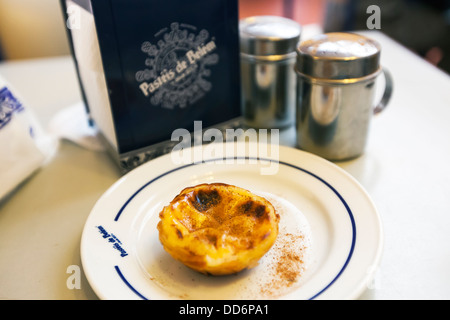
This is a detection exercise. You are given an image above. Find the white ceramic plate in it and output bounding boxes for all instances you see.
[81,142,383,300]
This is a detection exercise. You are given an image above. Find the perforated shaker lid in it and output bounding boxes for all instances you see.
[240,16,302,56]
[296,32,381,80]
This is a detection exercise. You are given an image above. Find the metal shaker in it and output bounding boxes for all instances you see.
[295,32,393,161]
[240,16,301,129]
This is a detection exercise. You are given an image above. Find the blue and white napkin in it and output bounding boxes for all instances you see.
[0,77,56,201]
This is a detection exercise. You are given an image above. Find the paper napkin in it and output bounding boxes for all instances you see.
[0,78,57,201]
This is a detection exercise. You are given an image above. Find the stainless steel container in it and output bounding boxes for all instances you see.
[295,32,393,161]
[240,16,301,129]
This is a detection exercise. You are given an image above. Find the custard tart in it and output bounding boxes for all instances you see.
[157,183,280,275]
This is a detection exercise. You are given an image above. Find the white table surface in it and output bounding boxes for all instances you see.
[0,31,449,300]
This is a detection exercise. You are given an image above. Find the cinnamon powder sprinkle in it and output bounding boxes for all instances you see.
[258,229,309,298]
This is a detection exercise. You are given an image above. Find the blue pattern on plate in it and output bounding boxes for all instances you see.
[0,87,24,130]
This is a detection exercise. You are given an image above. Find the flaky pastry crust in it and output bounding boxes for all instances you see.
[157,183,280,275]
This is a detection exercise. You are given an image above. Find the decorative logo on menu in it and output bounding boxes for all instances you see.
[135,23,219,110]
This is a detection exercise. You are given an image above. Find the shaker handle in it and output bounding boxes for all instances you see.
[373,68,393,115]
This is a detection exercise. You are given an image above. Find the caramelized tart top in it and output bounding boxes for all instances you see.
[157,183,280,275]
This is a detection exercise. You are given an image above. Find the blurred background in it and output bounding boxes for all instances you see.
[0,0,449,73]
